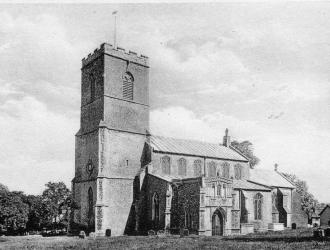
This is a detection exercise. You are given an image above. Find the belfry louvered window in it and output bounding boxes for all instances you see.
[122,72,134,100]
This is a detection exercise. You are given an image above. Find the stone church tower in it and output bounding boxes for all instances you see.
[72,43,149,236]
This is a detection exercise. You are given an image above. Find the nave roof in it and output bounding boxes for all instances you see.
[249,169,295,189]
[150,135,249,162]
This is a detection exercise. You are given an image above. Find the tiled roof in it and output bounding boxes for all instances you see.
[249,169,295,189]
[233,180,271,191]
[150,135,248,162]
[317,204,330,216]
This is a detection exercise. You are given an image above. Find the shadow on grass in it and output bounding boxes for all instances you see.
[222,236,330,243]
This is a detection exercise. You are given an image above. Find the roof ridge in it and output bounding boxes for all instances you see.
[150,134,249,162]
[151,134,223,147]
[319,204,330,216]
[275,171,296,186]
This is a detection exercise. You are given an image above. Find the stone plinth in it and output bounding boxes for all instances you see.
[240,223,254,235]
[268,223,284,231]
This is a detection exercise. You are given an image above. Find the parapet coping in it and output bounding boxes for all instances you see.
[82,43,149,67]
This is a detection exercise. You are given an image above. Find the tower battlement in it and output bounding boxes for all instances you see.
[82,43,149,68]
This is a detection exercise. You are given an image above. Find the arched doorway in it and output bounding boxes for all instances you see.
[212,210,224,236]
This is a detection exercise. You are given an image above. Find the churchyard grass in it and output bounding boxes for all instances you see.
[1,228,329,249]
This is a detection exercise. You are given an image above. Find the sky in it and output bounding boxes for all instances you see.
[0,3,329,202]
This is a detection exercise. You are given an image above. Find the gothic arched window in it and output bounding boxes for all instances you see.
[87,187,93,225]
[152,193,160,225]
[234,164,242,180]
[90,74,96,101]
[193,160,202,176]
[222,162,230,178]
[122,72,134,100]
[161,156,171,175]
[178,158,187,176]
[254,193,263,220]
[208,161,216,177]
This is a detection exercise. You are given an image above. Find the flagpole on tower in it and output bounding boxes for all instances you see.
[112,10,118,49]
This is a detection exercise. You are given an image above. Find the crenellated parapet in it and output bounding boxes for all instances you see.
[82,43,149,68]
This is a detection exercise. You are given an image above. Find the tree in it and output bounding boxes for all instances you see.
[282,173,318,220]
[0,183,9,194]
[25,195,44,231]
[0,191,29,233]
[230,140,260,168]
[41,182,71,226]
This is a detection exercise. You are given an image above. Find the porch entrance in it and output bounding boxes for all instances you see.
[212,210,224,236]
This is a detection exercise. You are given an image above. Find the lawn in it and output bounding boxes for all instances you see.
[1,229,329,250]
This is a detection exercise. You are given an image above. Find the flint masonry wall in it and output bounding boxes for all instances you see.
[144,174,168,231]
[172,179,201,233]
[291,190,308,227]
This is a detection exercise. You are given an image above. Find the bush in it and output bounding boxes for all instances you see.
[69,222,89,236]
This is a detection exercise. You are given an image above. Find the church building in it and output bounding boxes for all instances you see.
[71,43,304,236]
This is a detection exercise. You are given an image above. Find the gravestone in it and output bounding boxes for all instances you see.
[148,230,155,236]
[79,231,86,239]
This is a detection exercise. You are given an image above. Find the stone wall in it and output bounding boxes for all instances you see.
[75,130,99,181]
[278,187,292,227]
[320,207,330,226]
[291,190,308,228]
[242,190,272,230]
[138,174,168,232]
[73,127,99,229]
[101,129,147,178]
[80,55,104,134]
[72,179,97,228]
[103,98,149,135]
[98,178,135,236]
[103,53,149,105]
